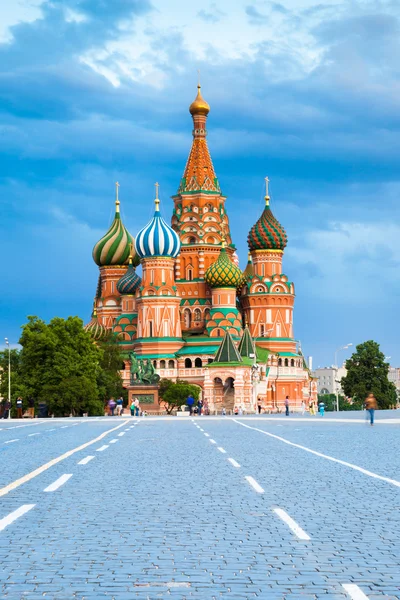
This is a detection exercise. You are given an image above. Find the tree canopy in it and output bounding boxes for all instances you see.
[341,340,396,409]
[158,378,200,414]
[1,316,127,417]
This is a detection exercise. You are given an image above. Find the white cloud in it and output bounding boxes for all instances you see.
[288,221,400,302]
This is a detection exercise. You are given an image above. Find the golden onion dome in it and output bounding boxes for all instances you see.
[189,85,210,116]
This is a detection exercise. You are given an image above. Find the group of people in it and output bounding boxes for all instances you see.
[255,393,379,423]
[1,397,35,419]
[106,397,143,417]
[186,395,203,415]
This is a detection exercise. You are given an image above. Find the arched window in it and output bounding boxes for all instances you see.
[208,358,213,364]
[153,360,157,368]
[278,358,282,367]
[168,359,175,369]
[204,308,211,320]
[185,358,192,368]
[260,324,265,337]
[189,237,196,245]
[216,328,221,337]
[194,308,201,321]
[160,360,166,368]
[184,309,191,328]
[187,269,193,281]
[194,357,202,368]
[284,358,289,367]
[290,359,295,367]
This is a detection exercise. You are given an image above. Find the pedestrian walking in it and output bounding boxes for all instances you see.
[309,400,315,415]
[318,400,325,416]
[16,397,23,419]
[301,400,306,415]
[197,400,203,416]
[116,396,124,416]
[284,396,290,416]
[130,399,135,416]
[238,406,243,416]
[221,407,226,416]
[108,398,116,416]
[28,397,35,419]
[186,394,195,415]
[257,399,262,414]
[134,397,140,416]
[233,406,238,415]
[3,400,11,419]
[365,393,378,426]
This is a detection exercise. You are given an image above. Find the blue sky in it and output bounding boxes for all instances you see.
[1,0,399,367]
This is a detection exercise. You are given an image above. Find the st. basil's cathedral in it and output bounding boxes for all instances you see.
[85,85,317,412]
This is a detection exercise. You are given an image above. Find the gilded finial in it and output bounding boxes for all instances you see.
[93,299,98,317]
[128,242,133,264]
[265,176,270,206]
[115,181,120,212]
[154,182,160,210]
[197,68,201,87]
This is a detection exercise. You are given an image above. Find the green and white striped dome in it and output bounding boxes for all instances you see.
[93,198,139,267]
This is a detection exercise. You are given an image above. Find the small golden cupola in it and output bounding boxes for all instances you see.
[189,84,210,116]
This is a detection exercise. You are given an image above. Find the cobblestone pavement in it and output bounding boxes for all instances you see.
[0,415,398,599]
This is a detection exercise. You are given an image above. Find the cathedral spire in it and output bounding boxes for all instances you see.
[178,83,220,194]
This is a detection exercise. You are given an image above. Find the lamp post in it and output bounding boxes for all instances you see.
[334,343,352,412]
[4,338,11,419]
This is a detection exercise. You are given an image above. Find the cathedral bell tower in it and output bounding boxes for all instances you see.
[172,84,236,335]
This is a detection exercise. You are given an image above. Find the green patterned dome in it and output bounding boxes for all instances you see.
[93,198,139,267]
[205,245,243,288]
[248,197,287,251]
[84,307,108,341]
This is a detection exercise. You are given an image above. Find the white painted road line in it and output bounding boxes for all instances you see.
[96,445,109,452]
[217,447,226,454]
[245,476,264,493]
[342,584,369,599]
[60,426,69,429]
[117,432,125,437]
[234,420,400,488]
[28,433,41,437]
[0,504,36,532]
[204,433,210,437]
[44,474,73,492]
[109,439,118,444]
[199,429,204,432]
[228,458,241,468]
[78,456,95,465]
[273,508,311,540]
[4,439,18,444]
[0,419,128,498]
[48,429,56,432]
[209,439,217,444]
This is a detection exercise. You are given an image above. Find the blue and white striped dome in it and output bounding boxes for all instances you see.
[135,199,181,259]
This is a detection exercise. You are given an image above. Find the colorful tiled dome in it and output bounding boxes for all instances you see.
[84,307,108,341]
[135,195,181,259]
[116,258,141,295]
[205,244,243,288]
[248,197,287,252]
[93,194,138,267]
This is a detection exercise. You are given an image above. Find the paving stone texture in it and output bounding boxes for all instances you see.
[0,413,398,599]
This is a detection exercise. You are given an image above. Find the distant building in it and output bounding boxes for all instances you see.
[313,366,347,395]
[388,367,400,391]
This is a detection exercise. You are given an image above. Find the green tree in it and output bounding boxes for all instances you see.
[19,316,104,416]
[158,379,200,414]
[341,340,396,409]
[317,393,363,412]
[97,339,127,405]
